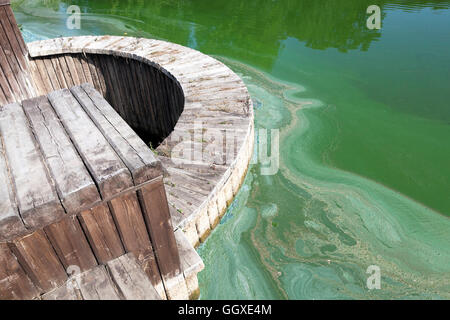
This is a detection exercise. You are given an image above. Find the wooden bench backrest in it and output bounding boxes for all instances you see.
[0,1,36,105]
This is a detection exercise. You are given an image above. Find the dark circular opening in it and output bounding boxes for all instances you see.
[32,53,184,148]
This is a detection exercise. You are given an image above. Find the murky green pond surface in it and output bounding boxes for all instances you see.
[14,0,450,299]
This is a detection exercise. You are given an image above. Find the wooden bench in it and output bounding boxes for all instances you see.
[0,83,192,299]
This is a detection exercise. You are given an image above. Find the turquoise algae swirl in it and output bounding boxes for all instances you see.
[197,59,450,299]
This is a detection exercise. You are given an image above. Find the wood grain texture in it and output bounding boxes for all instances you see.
[72,83,162,184]
[44,215,97,272]
[0,102,65,229]
[107,253,161,300]
[174,229,204,277]
[0,243,39,300]
[138,179,181,279]
[0,6,35,100]
[0,135,26,240]
[76,265,120,300]
[108,193,153,261]
[48,89,133,199]
[78,203,124,264]
[22,96,101,213]
[9,230,67,293]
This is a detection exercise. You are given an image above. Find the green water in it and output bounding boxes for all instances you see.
[14,0,450,299]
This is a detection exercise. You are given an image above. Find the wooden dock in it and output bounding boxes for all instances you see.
[0,0,253,300]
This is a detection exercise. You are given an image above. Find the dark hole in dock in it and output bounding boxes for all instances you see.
[29,53,184,149]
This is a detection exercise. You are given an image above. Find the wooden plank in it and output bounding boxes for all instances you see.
[27,59,47,96]
[22,96,101,213]
[148,66,169,136]
[71,54,87,83]
[0,102,65,229]
[0,44,23,101]
[57,55,74,87]
[0,7,34,98]
[78,55,93,85]
[33,58,54,93]
[108,193,153,260]
[88,54,107,97]
[72,83,162,184]
[0,132,26,241]
[42,283,80,300]
[101,55,125,117]
[116,57,139,127]
[3,5,27,56]
[78,203,124,264]
[137,179,182,279]
[174,229,204,277]
[50,56,68,89]
[0,243,39,300]
[83,54,101,93]
[0,83,7,105]
[44,215,97,272]
[48,89,133,199]
[107,253,161,300]
[140,252,166,299]
[77,265,121,300]
[107,192,166,297]
[43,58,61,90]
[9,230,67,292]
[65,54,82,85]
[132,61,158,134]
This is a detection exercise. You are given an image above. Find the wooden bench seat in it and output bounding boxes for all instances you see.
[0,83,188,299]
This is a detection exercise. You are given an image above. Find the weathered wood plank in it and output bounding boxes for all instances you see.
[72,83,162,184]
[44,215,97,272]
[0,243,39,300]
[9,230,67,293]
[0,43,23,101]
[48,89,133,199]
[88,54,107,96]
[78,55,94,85]
[33,58,54,93]
[0,6,34,98]
[22,96,101,213]
[70,54,87,84]
[50,56,69,89]
[107,253,161,300]
[84,54,102,93]
[131,61,158,133]
[0,83,8,105]
[64,54,82,85]
[57,55,74,87]
[0,134,26,241]
[3,5,27,55]
[116,56,139,127]
[43,58,61,90]
[77,265,121,300]
[174,229,204,299]
[27,59,47,96]
[0,102,65,229]
[137,179,181,279]
[108,193,153,261]
[174,229,204,277]
[107,192,166,297]
[140,252,166,299]
[41,282,81,300]
[78,203,124,264]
